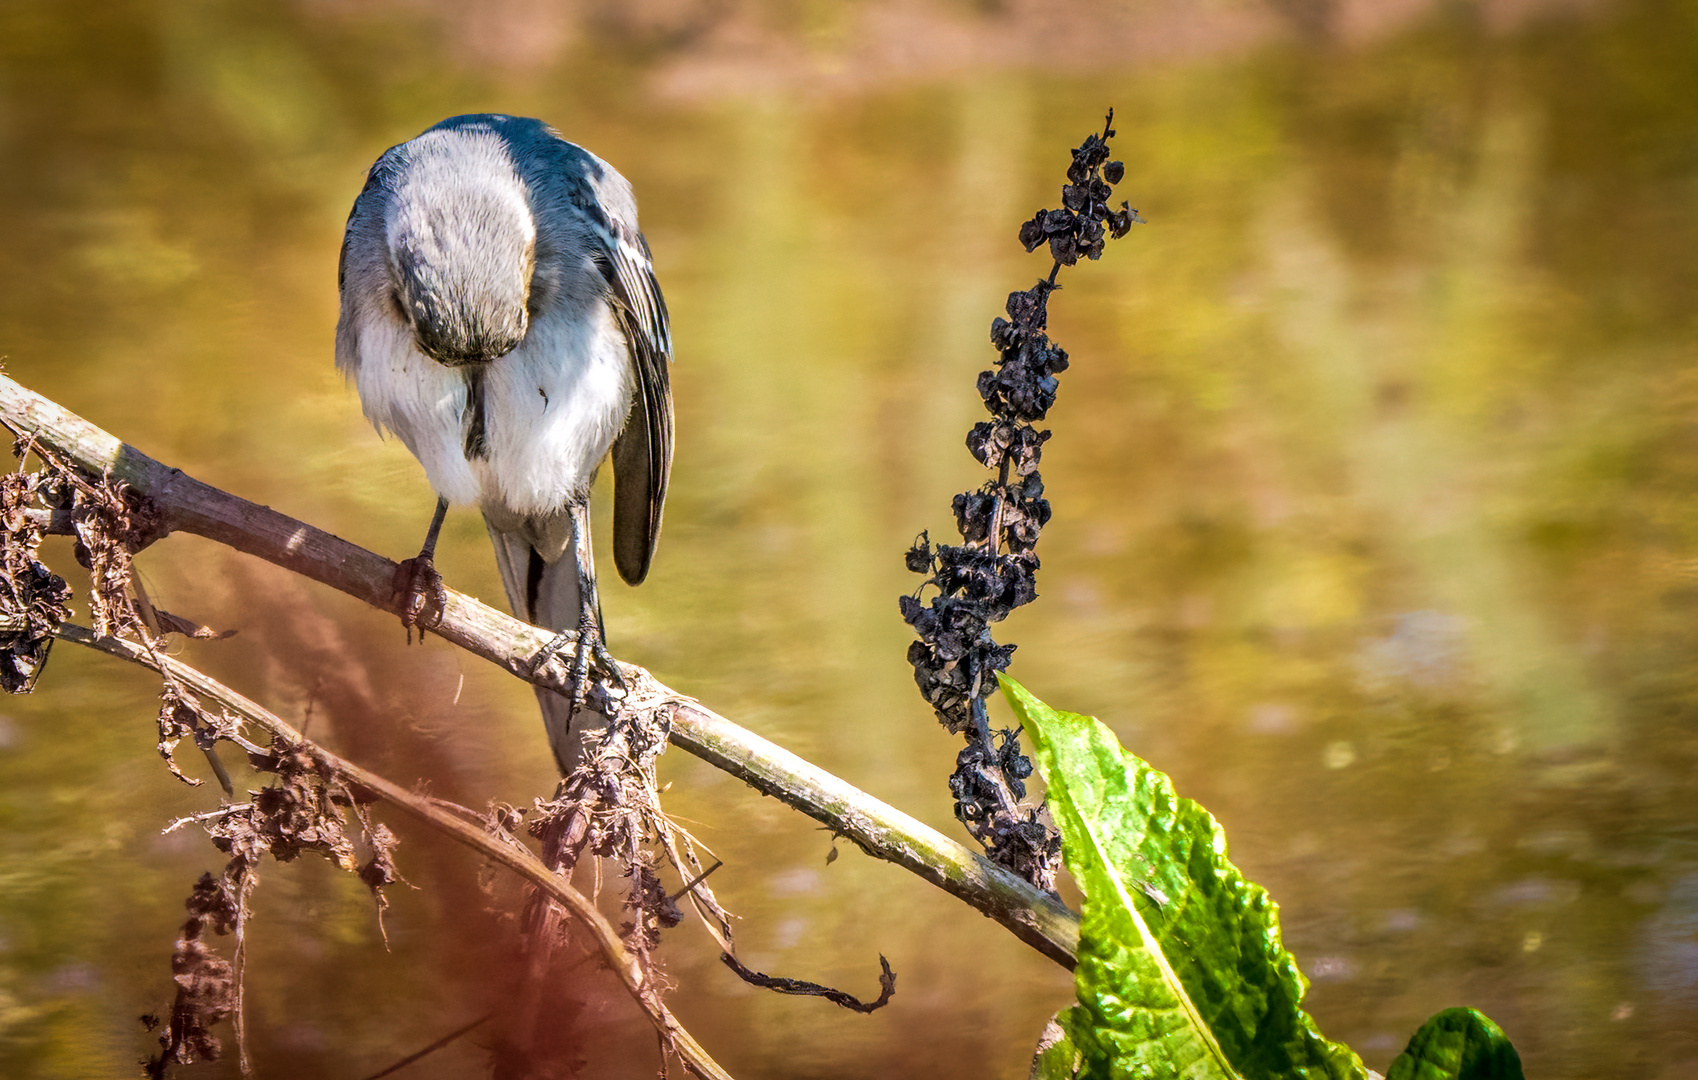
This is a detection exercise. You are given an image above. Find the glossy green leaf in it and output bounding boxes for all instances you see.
[1385,1008,1524,1080]
[1030,1007,1087,1080]
[1003,675,1368,1080]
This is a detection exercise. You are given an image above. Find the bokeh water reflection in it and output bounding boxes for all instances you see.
[2,1,1696,1077]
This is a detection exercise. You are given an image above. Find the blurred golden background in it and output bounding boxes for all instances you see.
[2,0,1697,1076]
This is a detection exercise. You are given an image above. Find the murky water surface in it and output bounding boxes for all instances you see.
[2,2,1696,1077]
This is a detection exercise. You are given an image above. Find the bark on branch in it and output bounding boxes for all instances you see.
[0,374,1080,968]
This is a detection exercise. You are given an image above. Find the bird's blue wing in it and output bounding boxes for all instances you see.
[545,141,674,586]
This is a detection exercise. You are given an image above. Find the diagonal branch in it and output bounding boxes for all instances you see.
[0,374,1080,968]
[56,621,734,1080]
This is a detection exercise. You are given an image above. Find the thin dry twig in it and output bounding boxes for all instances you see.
[358,1011,494,1080]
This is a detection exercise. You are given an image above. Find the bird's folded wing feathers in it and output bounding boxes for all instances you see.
[598,223,674,586]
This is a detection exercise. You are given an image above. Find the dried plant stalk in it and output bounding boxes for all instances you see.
[903,112,1141,889]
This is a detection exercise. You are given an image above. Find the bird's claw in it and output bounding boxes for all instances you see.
[587,637,628,696]
[570,627,626,712]
[392,551,447,638]
[531,622,626,712]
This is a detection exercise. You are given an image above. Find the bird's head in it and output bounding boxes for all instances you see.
[384,170,536,367]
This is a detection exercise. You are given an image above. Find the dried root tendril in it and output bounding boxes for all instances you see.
[0,452,73,694]
[146,735,404,1075]
[525,682,699,973]
[721,952,897,1014]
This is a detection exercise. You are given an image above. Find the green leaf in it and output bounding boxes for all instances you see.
[1030,1007,1087,1080]
[1002,675,1368,1080]
[1386,1008,1524,1080]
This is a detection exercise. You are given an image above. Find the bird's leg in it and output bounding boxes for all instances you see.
[392,496,450,637]
[558,499,623,711]
[527,501,626,712]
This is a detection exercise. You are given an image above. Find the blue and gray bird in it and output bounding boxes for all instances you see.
[335,114,673,773]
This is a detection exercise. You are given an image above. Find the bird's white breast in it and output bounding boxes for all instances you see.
[352,298,634,517]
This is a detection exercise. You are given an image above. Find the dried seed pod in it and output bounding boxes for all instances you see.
[901,110,1137,889]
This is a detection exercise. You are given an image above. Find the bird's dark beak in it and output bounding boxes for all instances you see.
[411,304,527,366]
[393,268,530,367]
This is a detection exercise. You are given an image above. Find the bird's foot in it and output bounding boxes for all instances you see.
[570,617,628,708]
[392,550,447,640]
[530,619,625,712]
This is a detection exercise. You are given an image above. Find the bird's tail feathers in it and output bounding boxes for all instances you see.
[485,514,608,774]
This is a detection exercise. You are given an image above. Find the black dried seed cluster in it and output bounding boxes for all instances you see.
[1017,133,1141,267]
[902,112,1139,890]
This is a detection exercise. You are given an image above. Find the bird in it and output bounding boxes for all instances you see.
[334,114,673,774]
